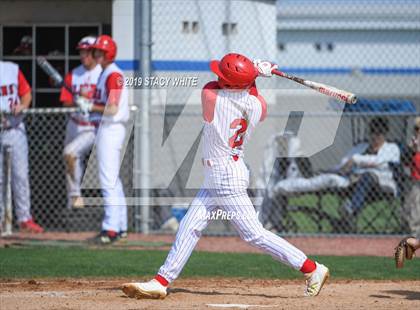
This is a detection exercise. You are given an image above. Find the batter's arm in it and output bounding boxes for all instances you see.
[94,72,124,116]
[90,103,118,116]
[248,82,267,122]
[19,91,32,109]
[12,70,32,115]
[201,81,219,122]
[60,73,74,106]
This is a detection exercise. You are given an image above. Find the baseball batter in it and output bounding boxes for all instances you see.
[0,60,43,233]
[60,36,102,209]
[122,54,329,298]
[81,35,129,244]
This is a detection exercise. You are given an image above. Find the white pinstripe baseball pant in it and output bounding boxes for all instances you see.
[158,157,308,283]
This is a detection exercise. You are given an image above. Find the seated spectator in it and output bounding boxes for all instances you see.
[269,117,400,221]
[257,131,313,231]
[403,117,420,238]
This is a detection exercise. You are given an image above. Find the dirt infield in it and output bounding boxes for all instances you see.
[1,278,419,310]
[0,232,406,256]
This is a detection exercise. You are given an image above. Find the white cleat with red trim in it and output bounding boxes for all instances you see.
[122,279,167,299]
[304,262,330,297]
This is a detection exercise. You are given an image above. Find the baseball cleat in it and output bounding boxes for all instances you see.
[304,262,329,297]
[122,279,167,299]
[118,231,128,243]
[20,219,44,233]
[88,230,120,245]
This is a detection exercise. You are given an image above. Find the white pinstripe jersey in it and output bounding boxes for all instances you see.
[201,81,267,160]
[0,61,30,127]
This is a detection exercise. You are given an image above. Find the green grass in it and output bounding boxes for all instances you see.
[287,194,398,233]
[1,246,419,280]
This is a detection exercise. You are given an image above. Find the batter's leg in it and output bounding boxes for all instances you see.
[157,188,217,283]
[0,138,4,222]
[220,193,308,270]
[121,189,218,299]
[63,120,96,207]
[96,123,127,233]
[224,193,330,295]
[10,127,31,223]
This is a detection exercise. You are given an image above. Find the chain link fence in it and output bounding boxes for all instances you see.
[147,0,420,236]
[1,0,420,236]
[0,109,135,233]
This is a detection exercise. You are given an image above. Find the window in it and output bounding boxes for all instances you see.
[192,21,199,34]
[0,24,102,108]
[314,42,335,52]
[222,22,238,36]
[182,21,199,34]
[278,42,286,51]
[182,21,189,33]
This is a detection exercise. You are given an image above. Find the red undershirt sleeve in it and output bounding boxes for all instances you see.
[106,72,123,105]
[59,72,73,105]
[17,70,31,97]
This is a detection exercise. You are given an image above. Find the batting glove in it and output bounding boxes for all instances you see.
[75,96,93,114]
[253,59,278,77]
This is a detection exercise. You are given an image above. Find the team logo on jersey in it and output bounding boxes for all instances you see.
[0,84,16,97]
[78,83,96,99]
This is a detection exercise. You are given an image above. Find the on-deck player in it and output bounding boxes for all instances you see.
[0,60,43,233]
[80,35,129,244]
[60,36,102,209]
[122,53,329,298]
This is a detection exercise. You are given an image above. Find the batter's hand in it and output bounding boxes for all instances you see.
[253,59,278,77]
[75,96,93,114]
[12,104,25,115]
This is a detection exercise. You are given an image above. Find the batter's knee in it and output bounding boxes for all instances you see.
[239,225,266,246]
[63,153,77,180]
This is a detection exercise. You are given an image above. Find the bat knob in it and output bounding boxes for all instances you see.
[349,95,358,104]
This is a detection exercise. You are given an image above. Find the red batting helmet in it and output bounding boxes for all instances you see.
[77,36,96,50]
[210,53,258,88]
[92,35,117,61]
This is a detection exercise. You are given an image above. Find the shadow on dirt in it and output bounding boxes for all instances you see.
[168,287,300,299]
[383,290,420,300]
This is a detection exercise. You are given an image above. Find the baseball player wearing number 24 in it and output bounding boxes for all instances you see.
[122,53,329,299]
[0,61,44,233]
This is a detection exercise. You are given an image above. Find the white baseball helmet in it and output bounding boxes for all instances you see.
[77,36,97,50]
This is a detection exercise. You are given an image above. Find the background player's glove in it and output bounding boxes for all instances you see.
[394,237,416,268]
[75,96,93,114]
[253,59,278,77]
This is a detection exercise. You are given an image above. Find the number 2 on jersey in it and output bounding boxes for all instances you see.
[229,118,248,149]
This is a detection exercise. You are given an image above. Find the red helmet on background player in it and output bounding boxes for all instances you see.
[77,36,97,50]
[92,35,117,61]
[210,53,258,88]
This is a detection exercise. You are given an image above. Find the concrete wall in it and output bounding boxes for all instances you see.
[152,0,276,61]
[0,0,111,23]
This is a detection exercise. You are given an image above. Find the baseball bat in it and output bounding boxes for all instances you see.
[272,69,357,104]
[1,146,12,236]
[36,56,73,93]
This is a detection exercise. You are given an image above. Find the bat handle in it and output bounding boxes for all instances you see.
[272,69,285,77]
